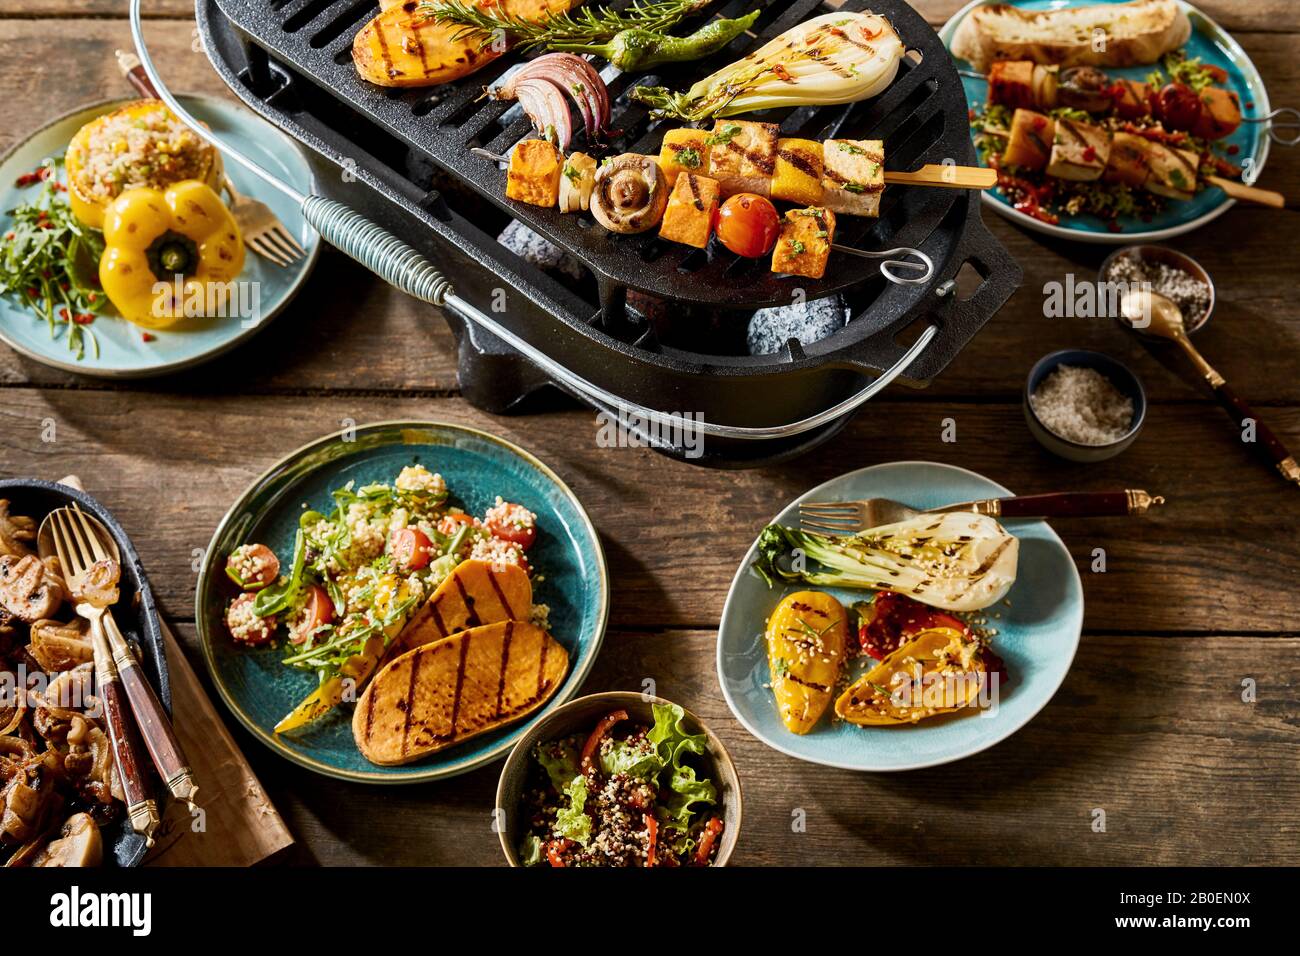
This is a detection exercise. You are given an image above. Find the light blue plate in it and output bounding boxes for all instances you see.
[717,462,1083,772]
[195,422,610,784]
[941,0,1272,243]
[0,94,318,376]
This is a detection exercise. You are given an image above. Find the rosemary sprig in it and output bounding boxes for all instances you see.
[417,0,713,53]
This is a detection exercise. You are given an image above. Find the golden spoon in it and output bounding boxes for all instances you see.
[1120,289,1299,487]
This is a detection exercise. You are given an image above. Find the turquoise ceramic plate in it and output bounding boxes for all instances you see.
[942,0,1272,243]
[0,94,318,376]
[196,422,609,783]
[717,462,1083,771]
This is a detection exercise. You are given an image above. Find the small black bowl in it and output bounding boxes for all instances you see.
[1024,350,1147,462]
[0,478,170,868]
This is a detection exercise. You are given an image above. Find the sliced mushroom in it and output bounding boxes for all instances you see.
[33,812,102,867]
[590,154,669,235]
[0,501,35,558]
[0,768,56,844]
[0,671,26,736]
[45,662,97,715]
[0,555,66,623]
[28,619,92,672]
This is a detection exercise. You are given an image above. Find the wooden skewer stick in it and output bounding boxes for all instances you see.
[884,164,998,189]
[1206,174,1285,209]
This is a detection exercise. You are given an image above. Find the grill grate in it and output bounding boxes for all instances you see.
[213,0,974,315]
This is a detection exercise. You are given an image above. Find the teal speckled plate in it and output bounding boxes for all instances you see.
[942,0,1272,243]
[0,94,318,376]
[196,422,609,784]
[717,462,1083,772]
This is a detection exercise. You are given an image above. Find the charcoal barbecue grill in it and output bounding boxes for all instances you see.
[181,0,1020,464]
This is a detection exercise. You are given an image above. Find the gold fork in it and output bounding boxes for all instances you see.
[799,490,1165,534]
[225,176,307,267]
[46,505,199,811]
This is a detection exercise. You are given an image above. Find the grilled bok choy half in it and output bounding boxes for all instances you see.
[630,11,904,122]
[754,513,1019,613]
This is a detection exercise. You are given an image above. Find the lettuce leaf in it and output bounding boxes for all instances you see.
[534,736,581,794]
[599,736,661,779]
[647,702,717,826]
[519,834,545,866]
[554,776,593,847]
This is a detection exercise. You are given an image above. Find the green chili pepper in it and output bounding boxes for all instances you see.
[552,11,758,73]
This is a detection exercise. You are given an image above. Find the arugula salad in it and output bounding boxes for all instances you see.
[519,703,725,867]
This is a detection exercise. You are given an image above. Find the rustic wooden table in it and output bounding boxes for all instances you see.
[1,0,1297,866]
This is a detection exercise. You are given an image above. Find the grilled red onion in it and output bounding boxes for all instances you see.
[511,76,574,152]
[496,53,610,150]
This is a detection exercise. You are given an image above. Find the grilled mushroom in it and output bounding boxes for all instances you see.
[33,812,102,867]
[0,502,35,558]
[0,555,66,623]
[590,154,669,235]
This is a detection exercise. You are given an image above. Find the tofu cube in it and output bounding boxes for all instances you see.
[506,139,563,207]
[707,120,779,197]
[658,128,710,185]
[771,207,836,279]
[1045,119,1110,182]
[1144,142,1199,201]
[821,139,884,217]
[659,173,721,249]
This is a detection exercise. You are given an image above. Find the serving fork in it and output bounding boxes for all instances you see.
[799,489,1165,534]
[41,505,199,815]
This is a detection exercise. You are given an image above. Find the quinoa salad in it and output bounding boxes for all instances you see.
[222,464,547,677]
[519,704,726,867]
[67,102,212,205]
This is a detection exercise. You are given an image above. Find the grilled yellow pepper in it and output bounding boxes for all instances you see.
[766,590,847,734]
[836,627,986,726]
[98,180,244,329]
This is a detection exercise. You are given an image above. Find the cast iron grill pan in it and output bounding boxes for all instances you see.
[200,0,1020,450]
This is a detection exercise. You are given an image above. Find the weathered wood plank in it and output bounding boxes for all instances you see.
[168,626,1299,866]
[3,390,1296,633]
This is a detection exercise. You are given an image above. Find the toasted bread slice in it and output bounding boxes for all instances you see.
[354,621,568,765]
[951,0,1190,72]
[392,559,532,658]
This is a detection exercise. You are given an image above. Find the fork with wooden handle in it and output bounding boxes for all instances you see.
[40,509,160,845]
[50,506,199,811]
[800,489,1165,534]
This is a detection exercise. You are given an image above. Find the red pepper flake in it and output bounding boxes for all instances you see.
[141,332,156,342]
[1082,145,1097,162]
[58,307,70,322]
[72,313,95,325]
[25,287,37,298]
[37,165,52,181]
[1227,144,1240,155]
[87,292,98,303]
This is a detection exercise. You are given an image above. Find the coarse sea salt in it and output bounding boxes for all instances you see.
[1030,365,1134,445]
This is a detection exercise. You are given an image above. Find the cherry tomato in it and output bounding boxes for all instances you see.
[288,584,334,645]
[224,543,279,590]
[715,193,780,258]
[225,592,276,646]
[486,501,537,550]
[1155,82,1203,131]
[389,527,434,570]
[437,512,477,536]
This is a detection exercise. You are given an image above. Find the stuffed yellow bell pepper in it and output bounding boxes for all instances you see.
[98,180,244,329]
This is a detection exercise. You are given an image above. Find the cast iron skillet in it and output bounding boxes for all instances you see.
[0,478,170,868]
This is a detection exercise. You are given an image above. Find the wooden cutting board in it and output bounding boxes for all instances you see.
[57,475,294,866]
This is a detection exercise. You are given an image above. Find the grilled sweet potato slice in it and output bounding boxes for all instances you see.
[353,0,581,89]
[392,559,532,657]
[353,621,568,765]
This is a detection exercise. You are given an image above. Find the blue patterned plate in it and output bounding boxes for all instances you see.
[941,0,1272,243]
[717,462,1083,771]
[195,422,609,784]
[0,94,318,375]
